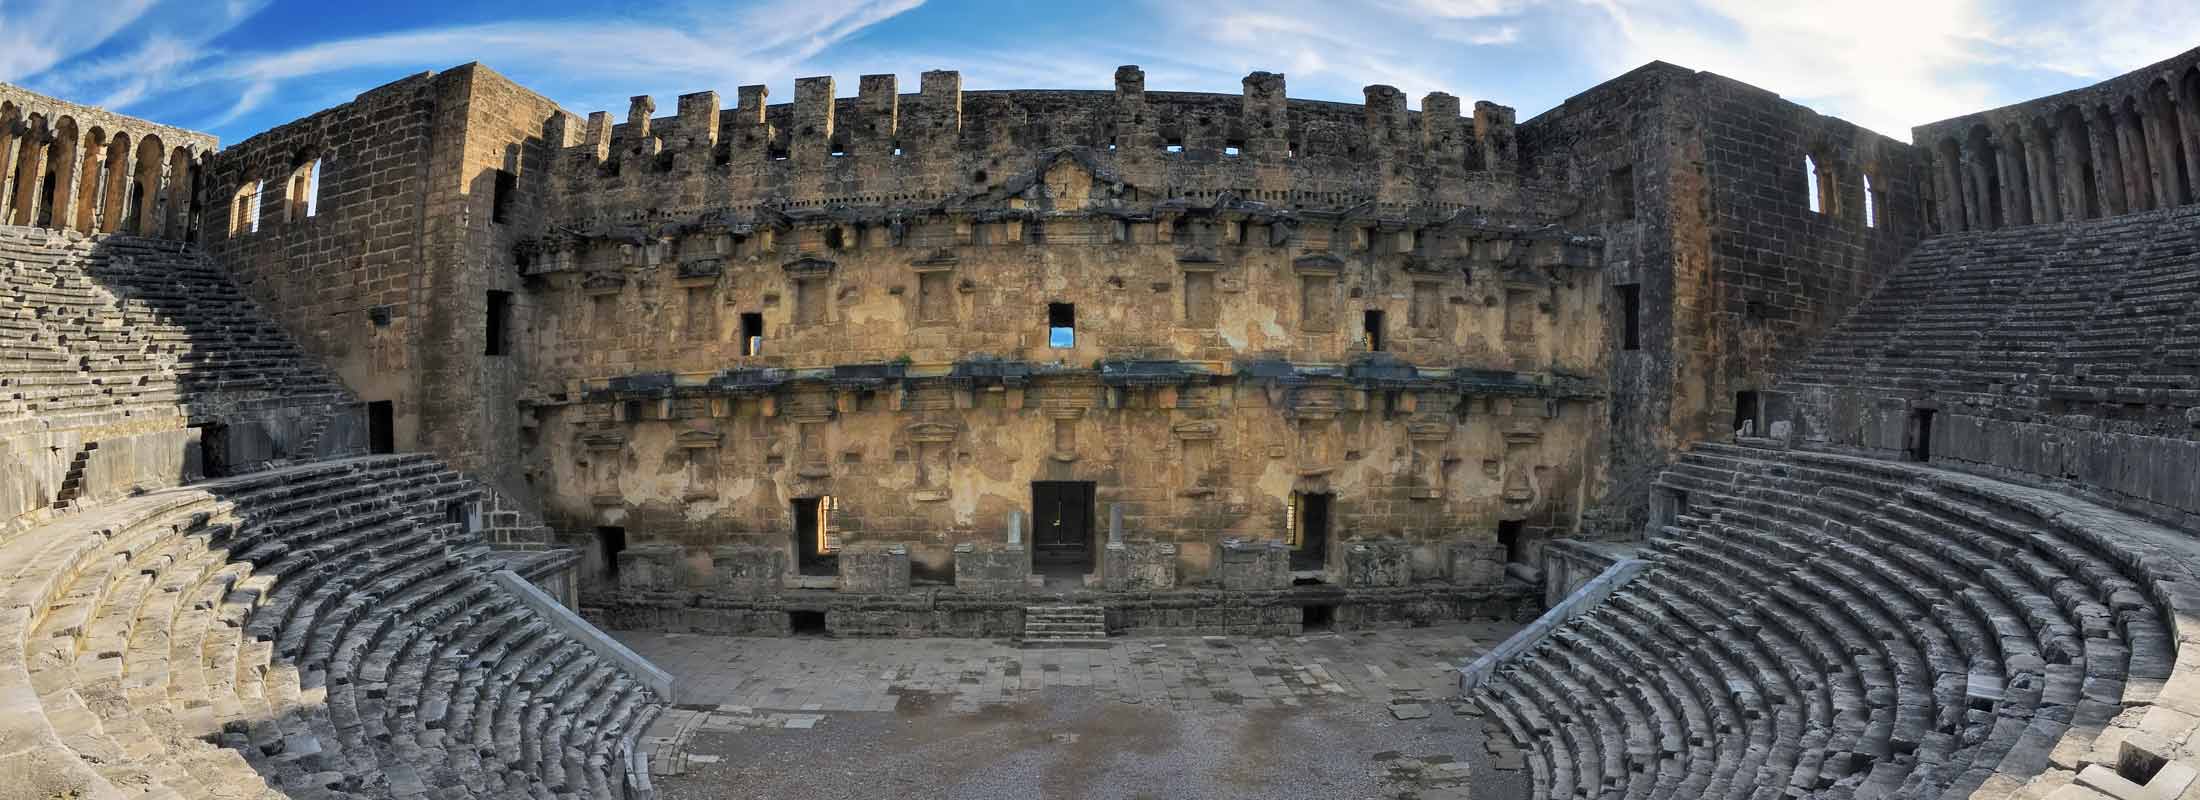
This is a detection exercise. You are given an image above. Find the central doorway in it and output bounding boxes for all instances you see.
[1288,491,1332,572]
[793,496,838,577]
[1031,481,1095,577]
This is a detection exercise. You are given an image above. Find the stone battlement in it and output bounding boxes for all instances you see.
[546,67,1538,228]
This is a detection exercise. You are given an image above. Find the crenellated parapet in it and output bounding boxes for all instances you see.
[542,67,1542,231]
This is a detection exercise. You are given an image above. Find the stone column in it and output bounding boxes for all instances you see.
[10,127,48,227]
[1107,503,1123,546]
[1005,510,1023,546]
[2088,110,2127,217]
[1961,142,1989,231]
[1935,149,1966,233]
[1995,134,2028,226]
[2142,109,2175,208]
[2118,109,2153,211]
[2021,132,2050,223]
[2179,92,2200,205]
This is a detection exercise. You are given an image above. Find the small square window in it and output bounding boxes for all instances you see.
[1048,302,1076,348]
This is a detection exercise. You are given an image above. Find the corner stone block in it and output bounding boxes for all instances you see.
[953,543,1029,594]
[1448,539,1508,588]
[617,543,683,591]
[838,542,911,594]
[709,544,785,595]
[1217,538,1290,591]
[1340,537,1413,588]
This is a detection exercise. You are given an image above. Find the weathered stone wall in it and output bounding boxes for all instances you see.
[201,64,566,500]
[1518,62,1928,534]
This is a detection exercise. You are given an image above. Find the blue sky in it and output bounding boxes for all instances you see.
[1,0,2192,145]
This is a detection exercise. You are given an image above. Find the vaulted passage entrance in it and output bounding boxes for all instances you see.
[1032,481,1095,578]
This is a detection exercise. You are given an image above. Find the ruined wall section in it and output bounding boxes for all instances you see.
[415,65,565,500]
[0,83,218,239]
[1915,46,2200,233]
[201,71,442,450]
[543,67,1563,231]
[202,65,565,501]
[1519,62,1928,535]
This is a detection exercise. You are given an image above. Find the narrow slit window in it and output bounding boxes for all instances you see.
[740,312,765,356]
[1609,166,1635,220]
[491,169,516,224]
[1804,155,1822,214]
[485,290,513,356]
[1048,302,1076,348]
[306,159,321,217]
[1617,283,1641,351]
[1863,173,1877,228]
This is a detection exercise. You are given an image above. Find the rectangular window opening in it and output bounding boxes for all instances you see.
[485,290,513,356]
[740,312,765,356]
[491,169,516,225]
[794,496,838,577]
[596,526,626,585]
[1362,309,1385,352]
[1609,166,1635,220]
[1048,302,1076,348]
[367,400,395,454]
[1301,604,1336,632]
[1287,492,1331,572]
[1497,519,1526,564]
[1907,409,1936,463]
[1734,390,1762,437]
[1617,283,1641,351]
[788,610,828,635]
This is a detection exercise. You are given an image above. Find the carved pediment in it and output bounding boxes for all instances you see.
[912,248,958,268]
[1292,253,1344,274]
[581,431,627,451]
[677,258,724,280]
[581,271,627,294]
[783,256,837,276]
[676,429,723,449]
[905,422,959,444]
[1171,421,1220,440]
[1406,421,1453,442]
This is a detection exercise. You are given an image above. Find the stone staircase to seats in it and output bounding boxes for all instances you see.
[1021,605,1109,648]
[1468,440,2200,800]
[0,453,666,799]
[0,228,348,434]
[1783,205,2200,416]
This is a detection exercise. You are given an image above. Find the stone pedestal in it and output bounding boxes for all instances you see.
[1447,539,1507,588]
[1339,537,1412,588]
[617,544,684,591]
[838,542,911,593]
[953,543,1029,594]
[710,545,786,595]
[1217,539,1290,591]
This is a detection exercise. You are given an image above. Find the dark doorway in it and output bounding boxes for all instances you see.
[196,423,231,478]
[1498,519,1526,564]
[1302,604,1336,632]
[739,312,765,356]
[485,290,513,356]
[1616,283,1641,350]
[1907,409,1937,462]
[788,610,828,636]
[366,401,395,454]
[1031,481,1096,575]
[596,526,626,585]
[1734,390,1761,437]
[1362,309,1385,352]
[793,497,838,577]
[1289,492,1332,571]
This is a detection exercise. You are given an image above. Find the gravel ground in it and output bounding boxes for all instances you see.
[658,685,1528,800]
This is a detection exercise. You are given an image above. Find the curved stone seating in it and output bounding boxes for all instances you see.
[1784,204,2200,410]
[0,228,346,430]
[1472,441,2200,800]
[0,455,664,799]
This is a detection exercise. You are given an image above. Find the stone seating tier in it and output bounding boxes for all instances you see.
[0,455,664,800]
[1471,441,2199,800]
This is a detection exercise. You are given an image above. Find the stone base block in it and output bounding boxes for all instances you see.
[710,545,786,595]
[616,543,684,591]
[1101,541,1179,590]
[954,543,1030,594]
[838,542,912,593]
[1339,537,1412,588]
[1217,539,1290,591]
[1447,540,1507,588]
